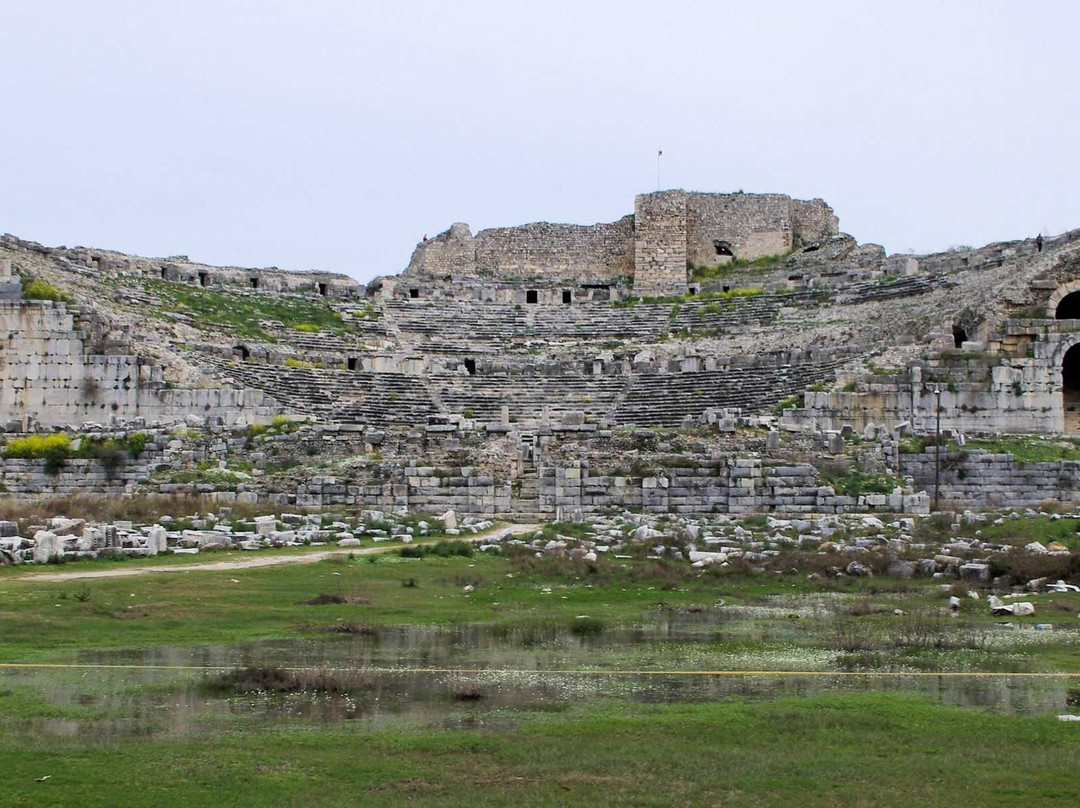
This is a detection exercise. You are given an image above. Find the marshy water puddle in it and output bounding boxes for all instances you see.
[7,614,1080,739]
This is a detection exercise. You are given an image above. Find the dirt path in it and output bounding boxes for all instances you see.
[15,523,541,583]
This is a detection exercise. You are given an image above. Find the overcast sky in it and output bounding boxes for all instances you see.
[1,1,1077,282]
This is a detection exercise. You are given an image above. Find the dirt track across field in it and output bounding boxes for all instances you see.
[15,523,541,583]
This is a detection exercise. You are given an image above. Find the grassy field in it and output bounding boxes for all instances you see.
[3,550,1079,663]
[4,549,1080,805]
[3,693,1079,807]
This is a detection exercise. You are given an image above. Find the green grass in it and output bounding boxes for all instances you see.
[0,553,722,662]
[963,436,1080,463]
[2,693,1079,806]
[691,252,791,280]
[141,278,350,341]
[976,516,1080,550]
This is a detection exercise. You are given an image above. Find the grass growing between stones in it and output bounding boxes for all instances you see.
[141,278,350,341]
[2,693,1079,807]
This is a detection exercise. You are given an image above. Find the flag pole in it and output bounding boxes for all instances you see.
[657,149,662,192]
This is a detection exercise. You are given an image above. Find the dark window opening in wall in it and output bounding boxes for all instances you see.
[1063,344,1080,434]
[464,358,477,375]
[562,290,572,304]
[409,288,419,299]
[953,325,968,349]
[722,285,730,293]
[803,242,821,253]
[1057,291,1080,319]
[198,272,209,287]
[234,345,250,361]
[318,283,328,297]
[160,268,167,279]
[714,240,734,257]
[526,290,538,304]
[250,277,259,290]
[347,357,358,371]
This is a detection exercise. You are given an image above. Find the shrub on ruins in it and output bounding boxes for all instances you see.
[772,395,801,415]
[19,275,73,304]
[4,433,72,460]
[75,438,128,477]
[125,431,150,457]
[4,434,73,474]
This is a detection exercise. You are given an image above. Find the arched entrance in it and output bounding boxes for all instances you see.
[1057,292,1080,320]
[1063,344,1080,433]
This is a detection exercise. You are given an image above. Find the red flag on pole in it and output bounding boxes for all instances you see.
[658,150,662,156]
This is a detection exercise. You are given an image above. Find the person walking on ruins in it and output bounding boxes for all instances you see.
[1036,233,1044,253]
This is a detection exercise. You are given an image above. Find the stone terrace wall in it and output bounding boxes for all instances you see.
[902,449,1080,509]
[634,191,688,296]
[474,216,634,282]
[253,459,928,517]
[0,301,278,427]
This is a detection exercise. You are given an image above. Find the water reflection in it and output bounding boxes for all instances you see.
[4,616,1075,740]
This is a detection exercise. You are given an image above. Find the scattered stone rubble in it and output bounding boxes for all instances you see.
[465,508,1078,593]
[0,509,494,565]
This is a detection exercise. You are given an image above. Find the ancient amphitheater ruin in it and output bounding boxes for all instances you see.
[3,187,1080,532]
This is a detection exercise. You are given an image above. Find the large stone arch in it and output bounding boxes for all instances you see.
[1046,281,1080,319]
[1045,333,1080,434]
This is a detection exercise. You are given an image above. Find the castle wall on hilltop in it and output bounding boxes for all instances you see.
[475,216,635,282]
[634,191,689,295]
[402,190,840,297]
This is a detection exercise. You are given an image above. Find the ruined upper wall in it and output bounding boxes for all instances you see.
[405,218,635,283]
[685,193,839,267]
[475,216,634,282]
[402,189,841,294]
[634,191,688,296]
[0,234,361,298]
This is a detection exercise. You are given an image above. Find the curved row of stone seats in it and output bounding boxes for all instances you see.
[325,373,440,426]
[385,298,806,348]
[834,274,943,305]
[261,327,370,355]
[199,353,440,425]
[200,355,343,413]
[334,305,391,338]
[437,373,629,423]
[385,300,671,344]
[612,359,847,426]
[668,297,782,332]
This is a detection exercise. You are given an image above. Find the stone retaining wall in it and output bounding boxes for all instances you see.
[902,448,1080,509]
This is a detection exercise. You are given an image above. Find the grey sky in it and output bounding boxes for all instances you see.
[2,1,1077,283]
